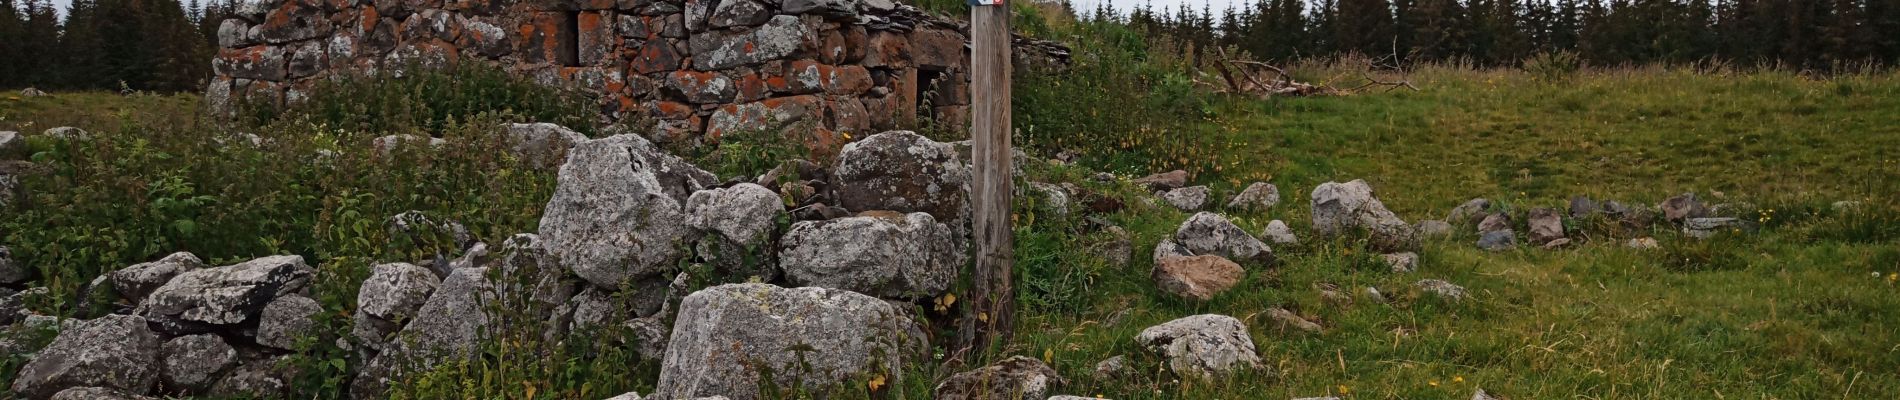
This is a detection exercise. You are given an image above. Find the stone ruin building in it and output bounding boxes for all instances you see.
[207,0,1069,147]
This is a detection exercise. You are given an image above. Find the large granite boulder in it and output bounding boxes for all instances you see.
[685,183,787,279]
[831,131,971,225]
[779,212,963,300]
[1135,314,1262,380]
[538,134,717,289]
[10,315,162,398]
[134,255,314,329]
[653,283,922,400]
[934,356,1064,400]
[1311,180,1418,251]
[1173,212,1273,264]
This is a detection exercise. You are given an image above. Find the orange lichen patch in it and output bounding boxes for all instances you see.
[734,72,769,102]
[630,39,680,74]
[824,65,872,95]
[360,7,380,33]
[651,101,695,119]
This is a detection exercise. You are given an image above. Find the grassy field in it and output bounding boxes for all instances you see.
[4,65,1898,398]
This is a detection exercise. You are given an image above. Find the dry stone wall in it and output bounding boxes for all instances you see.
[207,0,1043,147]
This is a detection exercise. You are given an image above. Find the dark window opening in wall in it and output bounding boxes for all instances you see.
[916,69,945,122]
[556,11,580,67]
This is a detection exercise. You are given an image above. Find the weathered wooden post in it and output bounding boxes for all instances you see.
[959,0,1014,354]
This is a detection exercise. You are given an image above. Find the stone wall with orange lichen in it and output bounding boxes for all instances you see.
[205,0,1071,148]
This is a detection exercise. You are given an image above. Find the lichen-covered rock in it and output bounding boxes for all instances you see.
[779,212,962,300]
[42,126,90,141]
[1660,192,1709,223]
[135,255,313,326]
[1683,217,1755,239]
[934,356,1064,400]
[1383,252,1419,273]
[1447,198,1491,224]
[504,123,590,168]
[1028,182,1070,215]
[0,245,24,284]
[1092,356,1127,380]
[1476,213,1511,233]
[1526,207,1565,245]
[51,387,155,400]
[1226,182,1280,210]
[352,262,440,351]
[1568,195,1599,218]
[9,315,161,398]
[1311,180,1418,251]
[257,294,321,350]
[688,15,810,70]
[1261,219,1297,245]
[1626,237,1659,249]
[1266,307,1322,333]
[108,252,206,303]
[1151,240,1193,265]
[708,0,772,27]
[1174,212,1273,264]
[1132,170,1187,191]
[1152,255,1244,301]
[538,134,715,289]
[686,183,785,247]
[1417,220,1452,237]
[654,283,922,400]
[1161,185,1210,211]
[208,356,290,398]
[1415,279,1468,300]
[371,134,447,155]
[353,267,495,398]
[1135,314,1262,380]
[160,334,237,393]
[832,131,970,225]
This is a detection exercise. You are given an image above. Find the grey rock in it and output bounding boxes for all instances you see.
[504,123,590,168]
[934,356,1064,400]
[1101,226,1133,267]
[538,134,715,289]
[135,255,314,326]
[1415,279,1467,301]
[1310,180,1418,251]
[1660,192,1709,223]
[1417,220,1452,237]
[1152,255,1244,301]
[1383,252,1419,273]
[689,16,810,70]
[605,392,644,400]
[43,126,89,141]
[1568,195,1599,218]
[1049,396,1111,400]
[1477,229,1516,251]
[1227,182,1281,210]
[1028,182,1069,215]
[1261,219,1298,245]
[372,134,447,155]
[387,210,475,253]
[653,283,922,400]
[1477,213,1512,233]
[1626,237,1659,249]
[256,294,321,350]
[51,387,155,400]
[390,267,494,362]
[686,183,785,248]
[1161,185,1210,211]
[208,356,290,398]
[780,212,963,300]
[18,88,46,97]
[0,245,24,284]
[1174,212,1273,264]
[108,252,206,305]
[1447,198,1491,224]
[1542,238,1573,249]
[1526,207,1565,245]
[1133,170,1187,191]
[217,19,254,47]
[783,0,859,14]
[1266,307,1322,333]
[9,315,161,398]
[352,262,439,351]
[1135,314,1262,380]
[1092,355,1127,380]
[709,0,773,27]
[1683,217,1755,239]
[1152,240,1194,265]
[0,287,21,325]
[0,131,19,154]
[160,334,237,392]
[832,131,971,225]
[1363,286,1387,303]
[1473,388,1501,400]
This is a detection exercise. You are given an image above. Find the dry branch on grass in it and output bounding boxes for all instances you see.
[1203,47,1420,98]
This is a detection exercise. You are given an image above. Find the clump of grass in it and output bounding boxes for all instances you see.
[238,62,600,137]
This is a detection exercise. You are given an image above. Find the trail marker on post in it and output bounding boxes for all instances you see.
[959,0,1014,355]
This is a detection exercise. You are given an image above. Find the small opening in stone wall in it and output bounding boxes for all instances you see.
[557,11,581,67]
[917,69,945,124]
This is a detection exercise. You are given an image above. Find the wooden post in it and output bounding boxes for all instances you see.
[959,0,1014,354]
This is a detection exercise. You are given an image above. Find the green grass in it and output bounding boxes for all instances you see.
[4,57,1899,399]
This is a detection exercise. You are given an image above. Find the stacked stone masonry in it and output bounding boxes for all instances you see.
[208,0,1068,147]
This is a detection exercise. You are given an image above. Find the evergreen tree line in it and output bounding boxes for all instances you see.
[1090,0,1900,70]
[0,0,230,92]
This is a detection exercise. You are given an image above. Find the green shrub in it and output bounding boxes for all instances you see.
[240,62,599,137]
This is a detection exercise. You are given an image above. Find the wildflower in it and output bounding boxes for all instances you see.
[1453,376,1465,383]
[1429,380,1440,387]
[1874,272,1883,278]
[1337,384,1351,394]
